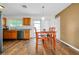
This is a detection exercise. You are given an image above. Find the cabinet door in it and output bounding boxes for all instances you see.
[23,18,31,25]
[7,31,12,39]
[10,31,17,39]
[3,17,7,26]
[24,30,30,39]
[3,30,17,39]
[3,30,10,39]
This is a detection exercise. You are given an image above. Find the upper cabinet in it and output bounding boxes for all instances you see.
[23,18,31,25]
[2,17,8,30]
[2,17,7,27]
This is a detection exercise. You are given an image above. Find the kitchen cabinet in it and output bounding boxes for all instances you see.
[24,30,30,39]
[2,17,7,27]
[23,18,31,40]
[23,18,31,25]
[3,30,17,39]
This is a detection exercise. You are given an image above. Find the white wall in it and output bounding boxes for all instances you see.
[41,19,49,31]
[55,16,60,40]
[0,11,3,52]
[40,16,55,31]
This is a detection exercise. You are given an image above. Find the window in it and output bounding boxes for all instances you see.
[34,21,41,32]
[7,19,22,27]
[32,20,41,37]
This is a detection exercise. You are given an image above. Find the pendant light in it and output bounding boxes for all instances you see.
[41,5,45,21]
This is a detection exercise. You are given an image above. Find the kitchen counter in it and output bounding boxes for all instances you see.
[3,30,17,39]
[3,29,30,40]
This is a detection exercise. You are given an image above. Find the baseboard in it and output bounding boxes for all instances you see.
[59,39,79,52]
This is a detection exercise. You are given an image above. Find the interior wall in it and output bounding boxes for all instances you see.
[41,20,49,31]
[0,11,3,52]
[55,16,60,40]
[58,4,79,49]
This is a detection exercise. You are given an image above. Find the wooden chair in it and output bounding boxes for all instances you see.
[35,27,56,50]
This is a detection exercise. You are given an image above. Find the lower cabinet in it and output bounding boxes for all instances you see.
[3,30,30,40]
[3,30,17,39]
[24,30,30,39]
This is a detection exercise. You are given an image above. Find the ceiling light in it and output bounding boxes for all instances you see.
[41,17,45,21]
[42,6,45,8]
[22,5,27,8]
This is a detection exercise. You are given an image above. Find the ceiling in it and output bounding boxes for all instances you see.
[1,3,71,17]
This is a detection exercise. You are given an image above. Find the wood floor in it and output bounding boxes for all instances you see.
[1,38,79,55]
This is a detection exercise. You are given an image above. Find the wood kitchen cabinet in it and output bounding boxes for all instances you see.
[3,30,17,39]
[23,18,31,25]
[3,17,7,27]
[23,18,31,40]
[24,30,30,39]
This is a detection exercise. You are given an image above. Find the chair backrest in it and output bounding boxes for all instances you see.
[49,27,55,32]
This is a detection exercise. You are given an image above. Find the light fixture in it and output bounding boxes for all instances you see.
[41,5,45,21]
[0,5,5,9]
[22,5,27,8]
[41,17,45,21]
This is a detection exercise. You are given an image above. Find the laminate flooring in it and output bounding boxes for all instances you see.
[1,39,79,55]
